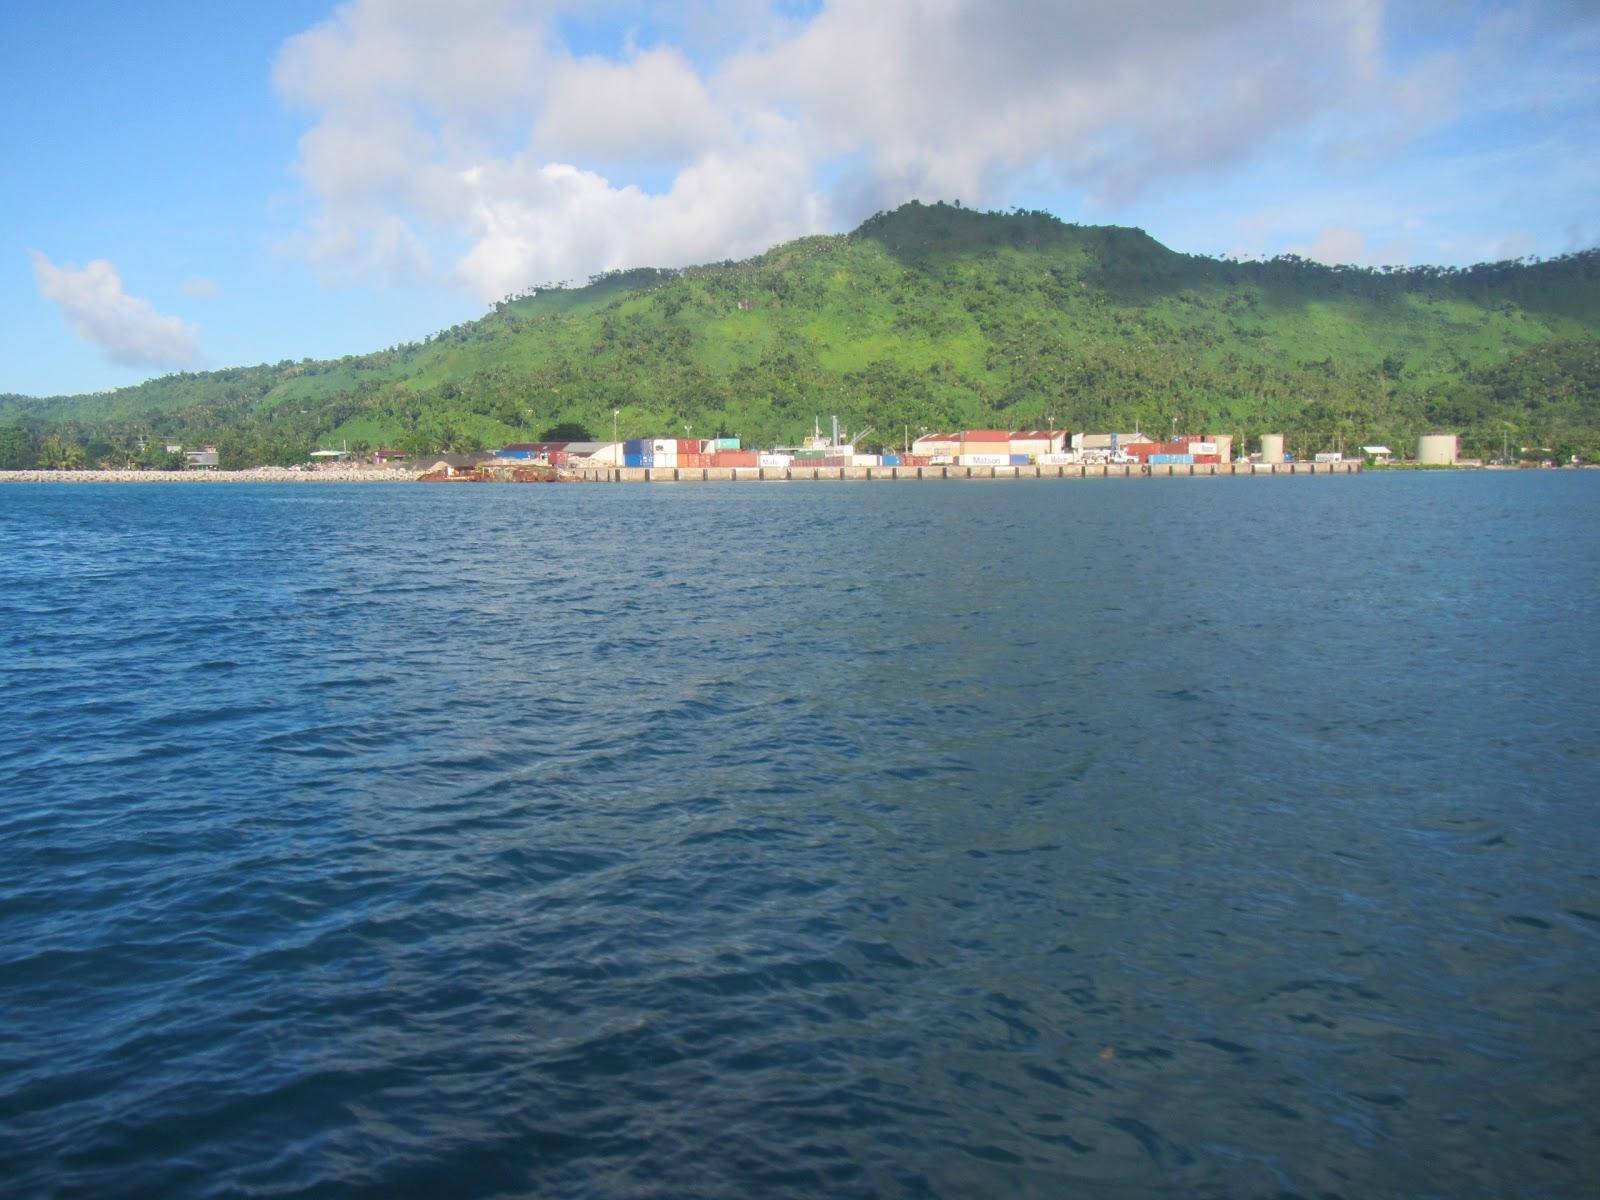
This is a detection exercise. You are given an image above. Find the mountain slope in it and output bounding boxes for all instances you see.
[5,201,1599,466]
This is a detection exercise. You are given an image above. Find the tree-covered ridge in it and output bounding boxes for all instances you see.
[4,200,1598,468]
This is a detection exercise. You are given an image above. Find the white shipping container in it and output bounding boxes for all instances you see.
[1009,439,1053,455]
[650,439,675,454]
[758,454,793,467]
[1187,441,1217,455]
[851,455,881,467]
[1314,452,1343,463]
[1038,453,1078,465]
[959,454,1011,466]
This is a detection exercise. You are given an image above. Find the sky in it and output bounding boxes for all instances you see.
[2,0,1596,398]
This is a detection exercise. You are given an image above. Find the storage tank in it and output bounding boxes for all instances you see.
[1417,433,1458,465]
[1259,433,1285,463]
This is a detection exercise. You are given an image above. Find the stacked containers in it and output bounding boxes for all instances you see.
[912,434,961,457]
[961,432,1010,460]
[622,438,654,468]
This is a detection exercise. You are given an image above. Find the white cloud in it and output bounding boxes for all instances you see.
[1295,228,1372,266]
[31,252,201,367]
[534,46,731,168]
[270,0,1590,297]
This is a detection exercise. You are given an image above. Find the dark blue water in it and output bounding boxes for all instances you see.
[2,474,1596,1199]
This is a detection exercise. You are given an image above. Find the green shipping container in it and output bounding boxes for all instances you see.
[713,437,741,450]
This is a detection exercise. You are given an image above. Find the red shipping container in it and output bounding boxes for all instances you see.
[549,451,568,465]
[676,439,700,454]
[712,451,760,467]
[1193,454,1219,464]
[1124,442,1159,460]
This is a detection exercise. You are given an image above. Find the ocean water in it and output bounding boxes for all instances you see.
[1,473,1596,1199]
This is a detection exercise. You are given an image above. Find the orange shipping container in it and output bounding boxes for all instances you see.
[712,451,760,467]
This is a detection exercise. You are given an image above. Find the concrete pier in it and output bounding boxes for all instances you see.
[569,460,1362,483]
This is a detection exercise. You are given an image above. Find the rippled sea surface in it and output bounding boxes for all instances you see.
[2,473,1597,1199]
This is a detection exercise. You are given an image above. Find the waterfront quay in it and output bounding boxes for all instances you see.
[569,460,1362,482]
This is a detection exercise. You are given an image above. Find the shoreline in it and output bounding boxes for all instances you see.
[0,467,424,484]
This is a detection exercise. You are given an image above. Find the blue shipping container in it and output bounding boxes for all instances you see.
[1009,454,1029,464]
[881,455,901,466]
[623,439,650,453]
[1150,454,1195,465]
[623,454,655,468]
[495,449,531,459]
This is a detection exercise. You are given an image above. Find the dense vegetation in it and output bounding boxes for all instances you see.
[4,201,1598,467]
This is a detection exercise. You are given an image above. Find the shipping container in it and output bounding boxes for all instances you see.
[899,455,932,467]
[623,454,654,468]
[1038,453,1077,465]
[712,451,760,467]
[549,451,568,465]
[758,453,793,468]
[623,439,649,453]
[1186,441,1218,455]
[959,454,1011,466]
[495,449,532,459]
[880,455,901,466]
[1192,454,1219,464]
[961,442,1010,457]
[1149,454,1195,465]
[1008,454,1030,465]
[710,437,739,450]
[1314,452,1343,463]
[676,439,700,454]
[850,454,881,467]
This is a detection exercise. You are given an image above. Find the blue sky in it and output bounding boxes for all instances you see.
[3,0,1595,398]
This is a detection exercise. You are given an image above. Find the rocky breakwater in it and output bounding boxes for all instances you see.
[0,466,424,484]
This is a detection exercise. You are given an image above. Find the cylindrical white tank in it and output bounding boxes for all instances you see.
[1259,433,1285,463]
[1417,433,1458,465]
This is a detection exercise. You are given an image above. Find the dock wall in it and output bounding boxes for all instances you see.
[571,461,1361,483]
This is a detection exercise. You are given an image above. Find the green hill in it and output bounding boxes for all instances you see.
[5,200,1599,467]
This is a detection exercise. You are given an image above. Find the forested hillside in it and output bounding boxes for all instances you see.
[4,201,1598,467]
